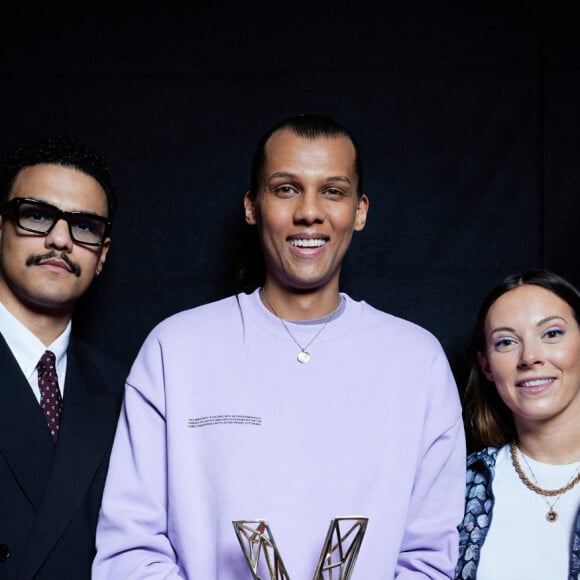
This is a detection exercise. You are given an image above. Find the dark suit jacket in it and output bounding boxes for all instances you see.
[0,333,126,580]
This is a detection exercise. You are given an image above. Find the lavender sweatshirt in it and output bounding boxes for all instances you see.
[93,289,466,579]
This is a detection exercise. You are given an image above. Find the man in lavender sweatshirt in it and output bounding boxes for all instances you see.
[92,114,466,579]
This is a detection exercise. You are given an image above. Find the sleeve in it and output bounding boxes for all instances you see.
[92,332,183,579]
[396,349,467,579]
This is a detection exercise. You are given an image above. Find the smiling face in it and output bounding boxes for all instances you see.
[0,163,110,320]
[478,284,580,432]
[244,129,368,297]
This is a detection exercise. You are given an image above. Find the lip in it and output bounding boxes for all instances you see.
[515,376,556,393]
[287,233,329,246]
[38,258,73,273]
[287,234,329,256]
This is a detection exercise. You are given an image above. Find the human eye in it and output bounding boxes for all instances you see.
[21,204,53,224]
[323,187,347,199]
[270,184,299,198]
[71,215,102,235]
[542,327,565,341]
[493,336,518,351]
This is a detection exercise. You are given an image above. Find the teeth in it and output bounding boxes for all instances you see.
[519,378,554,388]
[290,239,326,248]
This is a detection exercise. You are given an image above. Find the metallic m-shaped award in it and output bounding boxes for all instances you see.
[232,516,368,579]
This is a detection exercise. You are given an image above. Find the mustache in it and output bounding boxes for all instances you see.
[26,251,82,277]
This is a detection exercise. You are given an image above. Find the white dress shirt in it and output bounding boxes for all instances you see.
[0,301,70,401]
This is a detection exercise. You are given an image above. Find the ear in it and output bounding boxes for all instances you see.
[477,351,495,382]
[95,238,111,277]
[244,191,257,225]
[354,194,369,231]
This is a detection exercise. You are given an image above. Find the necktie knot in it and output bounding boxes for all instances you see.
[37,350,62,443]
[38,350,56,374]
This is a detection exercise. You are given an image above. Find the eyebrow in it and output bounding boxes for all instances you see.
[327,176,352,185]
[267,172,352,185]
[25,197,105,217]
[489,315,568,335]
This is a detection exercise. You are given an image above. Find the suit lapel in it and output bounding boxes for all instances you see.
[0,335,55,509]
[18,338,122,579]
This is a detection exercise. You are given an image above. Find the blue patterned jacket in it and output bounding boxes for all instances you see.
[455,446,580,579]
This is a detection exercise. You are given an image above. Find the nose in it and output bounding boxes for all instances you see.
[44,218,74,252]
[517,341,544,369]
[294,191,324,224]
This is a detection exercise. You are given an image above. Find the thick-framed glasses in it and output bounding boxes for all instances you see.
[0,197,111,246]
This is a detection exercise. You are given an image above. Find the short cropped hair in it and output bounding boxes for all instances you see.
[0,136,117,220]
[248,113,363,200]
[464,269,580,447]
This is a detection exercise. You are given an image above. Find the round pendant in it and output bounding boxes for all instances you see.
[546,510,558,523]
[297,350,311,364]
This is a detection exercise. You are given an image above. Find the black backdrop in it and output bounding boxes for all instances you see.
[1,2,579,408]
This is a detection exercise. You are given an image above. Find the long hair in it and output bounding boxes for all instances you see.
[464,269,580,446]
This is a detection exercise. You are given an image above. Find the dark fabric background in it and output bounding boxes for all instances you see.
[1,2,578,409]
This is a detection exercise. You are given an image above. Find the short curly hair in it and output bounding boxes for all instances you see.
[0,136,117,220]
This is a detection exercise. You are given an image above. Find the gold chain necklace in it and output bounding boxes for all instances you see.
[260,290,340,364]
[510,441,580,522]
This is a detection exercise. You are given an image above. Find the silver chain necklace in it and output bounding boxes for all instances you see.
[260,290,340,364]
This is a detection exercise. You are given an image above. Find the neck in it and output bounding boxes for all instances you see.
[516,416,580,464]
[26,316,70,347]
[260,284,341,321]
[0,294,72,346]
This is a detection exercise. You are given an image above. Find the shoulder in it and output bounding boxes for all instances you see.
[69,335,129,391]
[139,294,246,352]
[154,294,240,332]
[346,295,446,352]
[125,294,248,392]
[70,335,126,369]
[466,446,499,480]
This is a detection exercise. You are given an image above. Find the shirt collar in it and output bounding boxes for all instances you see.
[0,301,71,380]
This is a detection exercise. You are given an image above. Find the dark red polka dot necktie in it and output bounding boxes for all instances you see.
[37,350,63,443]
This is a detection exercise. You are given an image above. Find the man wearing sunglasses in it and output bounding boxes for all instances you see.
[0,137,126,580]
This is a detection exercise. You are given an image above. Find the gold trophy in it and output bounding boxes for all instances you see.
[232,516,368,579]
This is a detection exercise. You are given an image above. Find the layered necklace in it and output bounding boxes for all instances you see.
[510,441,580,523]
[260,290,341,364]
